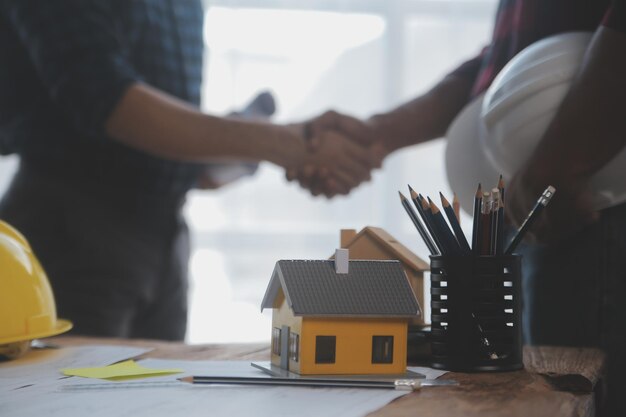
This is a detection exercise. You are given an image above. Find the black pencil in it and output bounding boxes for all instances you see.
[409,187,445,255]
[440,192,471,254]
[505,186,556,255]
[178,376,457,390]
[496,191,505,255]
[399,191,437,255]
[490,188,500,256]
[480,192,492,256]
[452,192,461,225]
[419,195,449,255]
[429,197,462,255]
[472,184,482,255]
[497,175,505,204]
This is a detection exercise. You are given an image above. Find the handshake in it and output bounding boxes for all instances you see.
[282,111,388,198]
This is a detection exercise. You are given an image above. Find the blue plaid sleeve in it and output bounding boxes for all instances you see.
[0,0,141,137]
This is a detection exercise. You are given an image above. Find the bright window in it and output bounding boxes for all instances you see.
[186,0,497,344]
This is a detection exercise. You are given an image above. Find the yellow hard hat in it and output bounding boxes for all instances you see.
[0,220,72,347]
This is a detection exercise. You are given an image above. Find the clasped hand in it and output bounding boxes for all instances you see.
[285,111,386,198]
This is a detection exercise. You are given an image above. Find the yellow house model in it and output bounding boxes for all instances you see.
[260,249,421,375]
[337,227,429,326]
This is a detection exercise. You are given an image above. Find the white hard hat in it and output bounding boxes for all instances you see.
[446,31,626,213]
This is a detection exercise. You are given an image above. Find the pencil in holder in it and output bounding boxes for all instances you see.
[429,255,523,372]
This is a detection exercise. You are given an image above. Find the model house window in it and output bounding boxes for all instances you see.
[315,336,336,364]
[372,336,394,364]
[289,333,299,362]
[272,327,281,356]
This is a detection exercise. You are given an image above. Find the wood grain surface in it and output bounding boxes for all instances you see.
[49,336,605,417]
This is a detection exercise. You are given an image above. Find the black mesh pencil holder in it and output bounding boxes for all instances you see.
[430,255,523,372]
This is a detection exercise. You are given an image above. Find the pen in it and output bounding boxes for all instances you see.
[178,376,458,391]
[471,312,499,360]
[504,186,556,255]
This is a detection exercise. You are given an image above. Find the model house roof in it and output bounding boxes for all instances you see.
[261,260,420,318]
[340,227,429,272]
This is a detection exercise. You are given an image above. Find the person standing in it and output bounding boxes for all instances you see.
[0,0,378,340]
[299,1,626,415]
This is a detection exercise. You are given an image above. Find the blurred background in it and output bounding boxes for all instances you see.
[0,0,498,344]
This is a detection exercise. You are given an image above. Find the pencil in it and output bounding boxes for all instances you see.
[419,195,449,255]
[472,184,482,255]
[440,192,471,254]
[490,189,500,256]
[178,376,457,390]
[497,175,505,204]
[496,191,505,255]
[504,186,556,255]
[399,191,437,255]
[409,187,445,255]
[429,197,462,255]
[452,193,461,225]
[480,192,492,256]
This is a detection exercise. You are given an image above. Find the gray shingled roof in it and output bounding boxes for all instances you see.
[261,260,420,317]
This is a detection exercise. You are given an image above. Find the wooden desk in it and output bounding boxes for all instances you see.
[51,336,605,417]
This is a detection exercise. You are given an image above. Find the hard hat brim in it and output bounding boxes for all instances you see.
[0,319,73,345]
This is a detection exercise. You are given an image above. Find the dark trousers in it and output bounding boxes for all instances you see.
[0,161,190,341]
[518,202,626,417]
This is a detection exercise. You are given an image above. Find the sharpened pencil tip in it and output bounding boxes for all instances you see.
[439,191,450,207]
[398,191,406,201]
[409,188,418,199]
[428,198,441,213]
[498,175,505,189]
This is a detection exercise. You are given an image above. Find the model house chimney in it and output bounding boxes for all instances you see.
[340,229,357,247]
[335,248,349,274]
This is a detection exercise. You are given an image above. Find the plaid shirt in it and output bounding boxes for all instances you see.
[451,0,625,100]
[0,0,205,196]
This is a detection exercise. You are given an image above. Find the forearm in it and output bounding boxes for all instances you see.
[368,74,476,152]
[106,83,301,168]
[524,27,626,187]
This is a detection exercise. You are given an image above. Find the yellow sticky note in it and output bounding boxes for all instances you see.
[62,360,183,381]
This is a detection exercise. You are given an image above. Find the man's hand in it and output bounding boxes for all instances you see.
[305,110,379,148]
[286,110,386,197]
[506,167,600,244]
